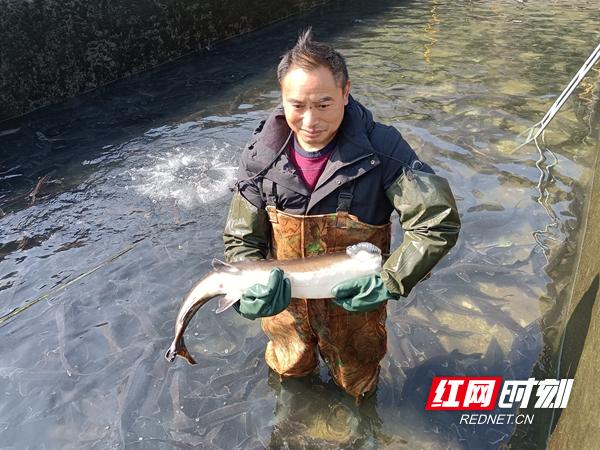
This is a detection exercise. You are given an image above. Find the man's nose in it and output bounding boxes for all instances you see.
[302,108,318,128]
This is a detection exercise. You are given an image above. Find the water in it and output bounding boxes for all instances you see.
[1,0,599,448]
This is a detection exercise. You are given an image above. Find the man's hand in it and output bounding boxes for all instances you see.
[331,274,398,312]
[233,268,291,320]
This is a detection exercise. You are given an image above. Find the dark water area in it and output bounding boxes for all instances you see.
[1,0,599,448]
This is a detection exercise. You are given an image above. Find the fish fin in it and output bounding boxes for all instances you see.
[178,346,197,365]
[165,338,197,365]
[211,258,239,273]
[215,295,240,314]
[346,242,381,257]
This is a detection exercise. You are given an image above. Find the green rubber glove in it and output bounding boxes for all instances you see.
[233,268,291,320]
[331,274,399,312]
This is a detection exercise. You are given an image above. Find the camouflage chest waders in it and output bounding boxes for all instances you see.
[261,181,392,401]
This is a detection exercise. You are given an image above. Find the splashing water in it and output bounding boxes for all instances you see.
[129,143,238,208]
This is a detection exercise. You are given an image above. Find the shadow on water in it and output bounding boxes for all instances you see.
[549,274,599,433]
[555,274,599,408]
[265,373,389,449]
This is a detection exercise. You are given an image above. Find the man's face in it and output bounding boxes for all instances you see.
[281,65,350,151]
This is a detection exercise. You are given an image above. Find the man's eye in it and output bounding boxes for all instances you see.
[292,104,303,109]
[318,104,331,109]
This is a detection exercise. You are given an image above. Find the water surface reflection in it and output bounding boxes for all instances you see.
[1,0,598,448]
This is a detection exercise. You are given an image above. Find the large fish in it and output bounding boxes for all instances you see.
[165,242,383,365]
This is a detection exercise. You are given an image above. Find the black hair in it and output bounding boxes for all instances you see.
[277,27,349,87]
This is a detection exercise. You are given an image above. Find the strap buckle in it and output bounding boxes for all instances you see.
[266,205,279,223]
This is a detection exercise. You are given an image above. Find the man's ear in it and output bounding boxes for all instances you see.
[343,80,351,105]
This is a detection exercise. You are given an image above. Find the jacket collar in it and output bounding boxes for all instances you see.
[250,95,380,209]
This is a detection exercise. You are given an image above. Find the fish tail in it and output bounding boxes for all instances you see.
[165,336,197,365]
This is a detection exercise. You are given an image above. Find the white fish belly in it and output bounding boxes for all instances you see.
[288,259,381,299]
[221,255,381,306]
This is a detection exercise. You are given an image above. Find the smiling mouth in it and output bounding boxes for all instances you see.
[302,129,324,137]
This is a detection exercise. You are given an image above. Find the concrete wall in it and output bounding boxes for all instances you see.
[546,137,600,449]
[0,0,331,122]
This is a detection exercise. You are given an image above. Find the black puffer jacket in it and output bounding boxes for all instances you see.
[237,95,433,224]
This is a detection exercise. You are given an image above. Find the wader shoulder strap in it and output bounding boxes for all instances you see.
[336,180,356,228]
[261,178,277,208]
[261,178,279,223]
[336,179,356,213]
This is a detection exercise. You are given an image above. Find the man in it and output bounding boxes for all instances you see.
[223,28,460,403]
